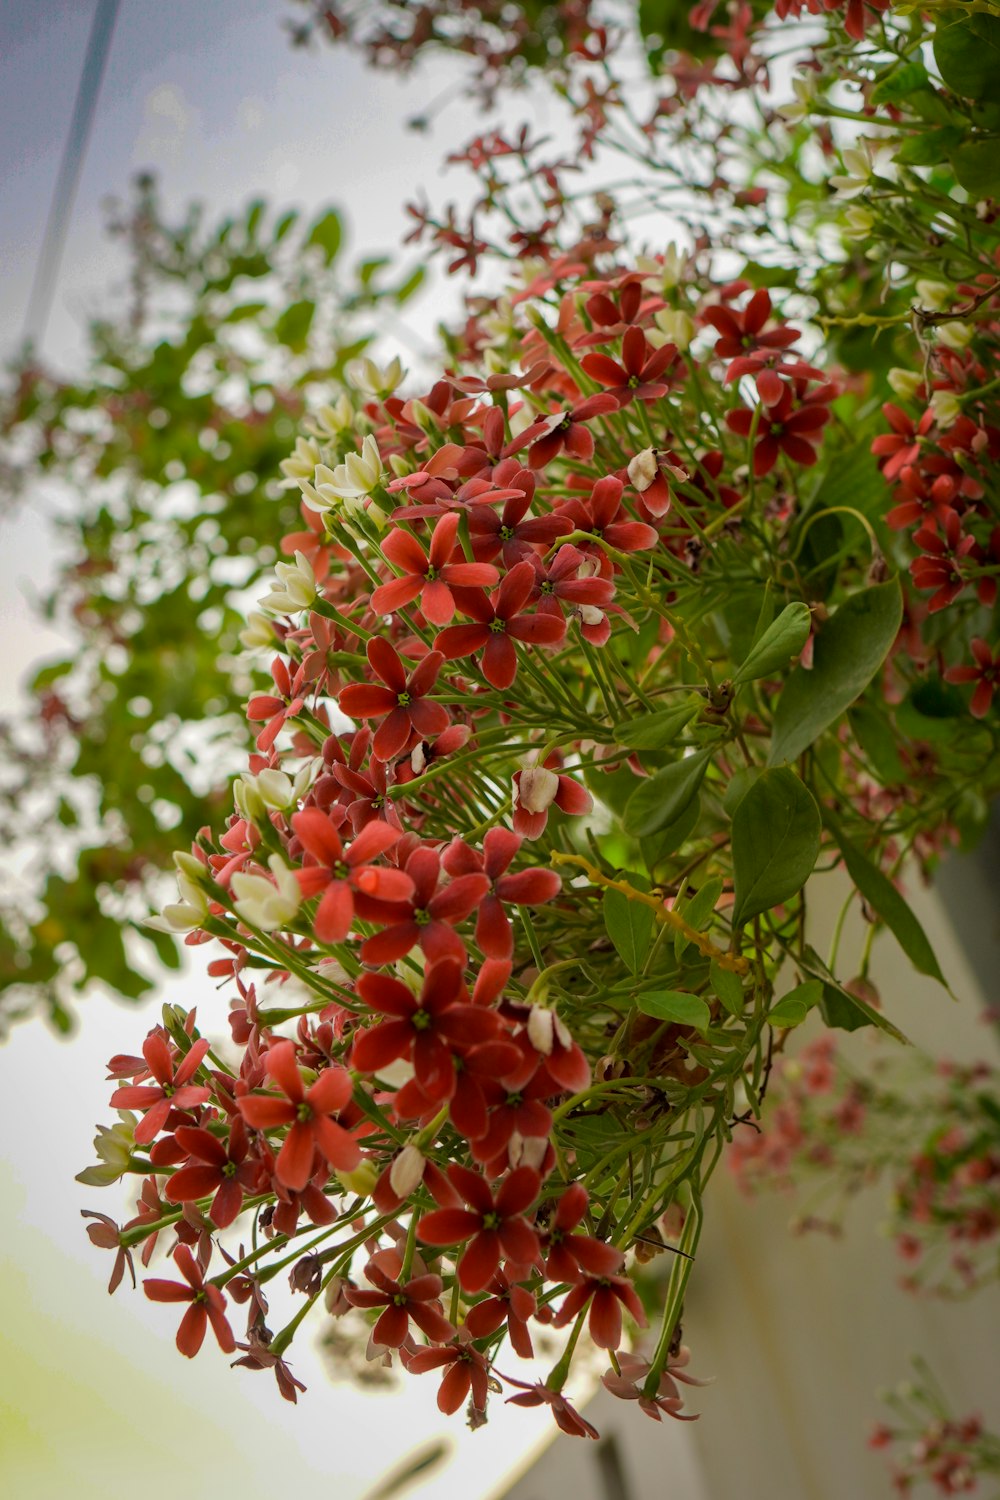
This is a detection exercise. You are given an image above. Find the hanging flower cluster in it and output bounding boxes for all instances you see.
[81,249,921,1431]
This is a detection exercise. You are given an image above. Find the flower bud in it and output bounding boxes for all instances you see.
[929,390,961,428]
[231,855,302,931]
[239,611,275,650]
[887,368,922,401]
[627,447,659,494]
[527,1005,555,1055]
[336,1159,379,1197]
[260,550,317,615]
[514,766,559,814]
[389,1144,426,1200]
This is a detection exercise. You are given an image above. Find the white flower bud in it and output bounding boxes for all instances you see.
[916,280,951,311]
[515,766,559,814]
[929,390,962,428]
[314,434,384,502]
[528,1005,555,1055]
[628,447,659,493]
[389,1144,426,1199]
[887,368,922,401]
[936,321,973,351]
[239,611,275,650]
[652,308,695,350]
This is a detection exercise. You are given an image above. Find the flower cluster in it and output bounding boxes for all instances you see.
[79,251,872,1430]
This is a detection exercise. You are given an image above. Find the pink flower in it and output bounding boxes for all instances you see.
[944,638,999,718]
[512,764,593,840]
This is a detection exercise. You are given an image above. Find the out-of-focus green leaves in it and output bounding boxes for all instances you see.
[0,175,422,1034]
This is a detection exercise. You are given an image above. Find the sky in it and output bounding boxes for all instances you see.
[0,5,568,1496]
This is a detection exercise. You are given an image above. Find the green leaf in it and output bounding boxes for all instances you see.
[731,768,821,926]
[950,137,1000,197]
[768,579,903,766]
[826,819,947,987]
[305,208,343,263]
[623,749,711,837]
[934,10,1000,102]
[639,795,700,871]
[616,697,700,750]
[768,979,823,1029]
[896,125,965,165]
[674,876,724,961]
[603,886,655,973]
[798,945,909,1043]
[636,989,711,1032]
[870,61,930,104]
[31,658,74,692]
[734,602,812,685]
[848,705,906,785]
[710,959,745,1018]
[273,299,315,352]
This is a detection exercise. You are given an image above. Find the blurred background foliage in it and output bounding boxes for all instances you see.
[0,174,424,1033]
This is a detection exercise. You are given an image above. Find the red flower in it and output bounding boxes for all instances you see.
[557,475,658,555]
[505,393,619,469]
[109,1033,211,1145]
[370,513,499,624]
[467,481,573,566]
[703,288,798,361]
[434,560,566,690]
[910,510,976,613]
[291,808,412,941]
[357,843,489,966]
[872,403,933,482]
[351,957,500,1100]
[464,1265,536,1358]
[553,1270,647,1350]
[338,639,449,761]
[345,1247,455,1347]
[726,382,832,477]
[543,1183,624,1282]
[441,829,562,960]
[164,1117,258,1228]
[237,1040,359,1191]
[144,1244,236,1358]
[247,656,306,754]
[581,326,678,405]
[333,756,401,834]
[504,1376,600,1439]
[945,638,1000,718]
[404,1340,490,1415]
[418,1163,541,1292]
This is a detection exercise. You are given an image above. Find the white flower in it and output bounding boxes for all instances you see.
[313,434,384,502]
[259,549,317,614]
[278,435,322,489]
[842,205,875,241]
[777,74,817,124]
[887,367,922,400]
[75,1115,137,1186]
[514,766,559,814]
[936,321,973,351]
[231,854,302,932]
[147,854,210,933]
[829,140,891,200]
[915,280,952,311]
[347,354,405,397]
[239,611,274,650]
[235,766,309,821]
[651,308,695,350]
[929,390,962,428]
[638,242,688,293]
[303,395,354,439]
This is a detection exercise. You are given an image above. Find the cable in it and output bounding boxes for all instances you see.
[21,0,121,350]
